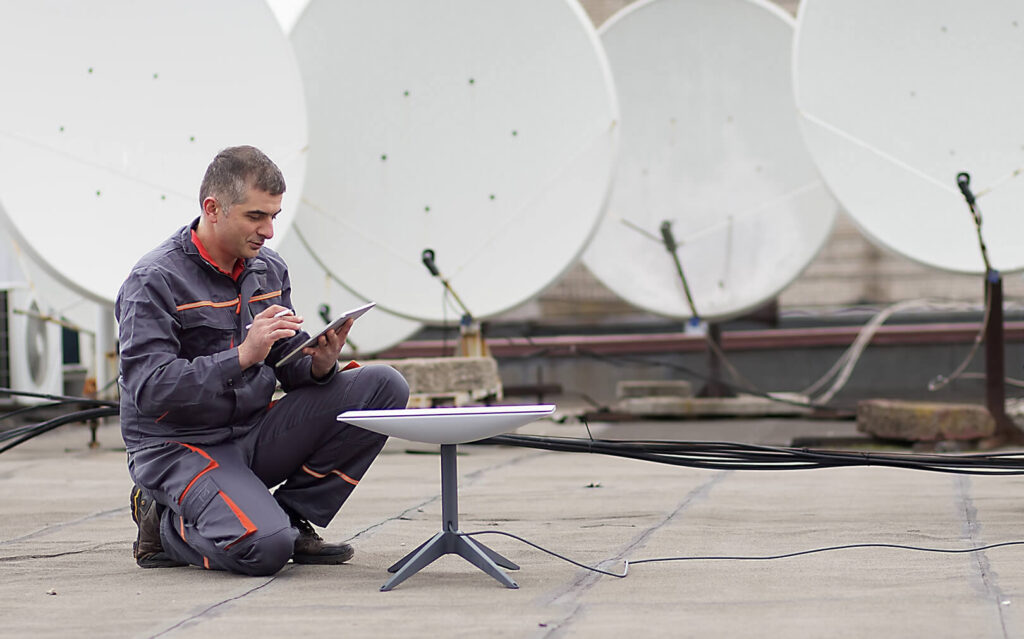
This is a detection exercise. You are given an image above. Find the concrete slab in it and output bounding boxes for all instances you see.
[614,393,813,418]
[857,399,996,442]
[3,417,1024,637]
[367,356,503,407]
[617,380,693,399]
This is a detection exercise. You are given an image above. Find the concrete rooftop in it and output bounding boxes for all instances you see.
[3,412,1024,638]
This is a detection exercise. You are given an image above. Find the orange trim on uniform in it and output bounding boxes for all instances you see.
[219,491,258,550]
[333,470,359,486]
[176,297,241,312]
[174,442,220,503]
[301,464,327,479]
[179,515,186,541]
[341,360,361,371]
[155,411,169,423]
[203,556,210,570]
[248,290,282,303]
[301,464,359,486]
[176,291,282,314]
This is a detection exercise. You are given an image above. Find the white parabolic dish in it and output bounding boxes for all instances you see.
[290,0,618,323]
[583,0,837,322]
[794,0,1024,274]
[0,1,308,303]
[274,229,421,356]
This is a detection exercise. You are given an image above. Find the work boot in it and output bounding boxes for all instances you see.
[288,512,354,565]
[130,485,184,569]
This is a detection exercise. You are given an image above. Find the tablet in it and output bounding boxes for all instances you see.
[275,301,376,367]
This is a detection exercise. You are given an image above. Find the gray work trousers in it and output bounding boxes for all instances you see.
[128,365,409,576]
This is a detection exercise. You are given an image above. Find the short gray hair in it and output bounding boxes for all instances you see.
[199,145,286,209]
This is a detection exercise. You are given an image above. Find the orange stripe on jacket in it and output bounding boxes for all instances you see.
[248,290,282,303]
[219,491,258,550]
[176,297,241,311]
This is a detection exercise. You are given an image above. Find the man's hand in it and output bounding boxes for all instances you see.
[238,305,303,370]
[305,318,353,379]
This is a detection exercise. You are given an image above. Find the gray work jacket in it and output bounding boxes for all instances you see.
[115,219,335,452]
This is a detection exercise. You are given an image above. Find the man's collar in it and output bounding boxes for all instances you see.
[189,225,244,281]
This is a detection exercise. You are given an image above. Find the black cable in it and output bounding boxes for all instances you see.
[459,530,1024,580]
[627,540,1024,565]
[0,387,118,407]
[0,406,119,454]
[459,530,627,578]
[482,433,1024,475]
[0,400,69,424]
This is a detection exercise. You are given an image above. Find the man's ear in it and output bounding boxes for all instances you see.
[201,196,219,220]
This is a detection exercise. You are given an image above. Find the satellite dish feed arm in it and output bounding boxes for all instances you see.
[421,249,474,322]
[658,221,700,320]
[956,172,992,274]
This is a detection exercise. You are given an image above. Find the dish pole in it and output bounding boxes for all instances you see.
[956,172,1023,445]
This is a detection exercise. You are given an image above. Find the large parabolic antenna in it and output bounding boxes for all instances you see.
[0,1,307,303]
[289,0,618,323]
[794,0,1024,274]
[583,0,837,322]
[275,230,420,356]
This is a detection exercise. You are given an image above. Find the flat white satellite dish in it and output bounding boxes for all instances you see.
[582,0,837,322]
[339,404,555,445]
[793,0,1024,274]
[0,1,308,303]
[274,229,421,356]
[289,0,618,323]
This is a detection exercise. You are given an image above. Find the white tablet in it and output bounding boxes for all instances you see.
[275,301,376,367]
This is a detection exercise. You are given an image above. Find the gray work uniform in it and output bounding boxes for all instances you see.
[116,220,409,575]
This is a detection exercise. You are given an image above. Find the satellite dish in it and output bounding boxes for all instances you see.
[793,0,1024,274]
[339,404,555,445]
[289,0,618,323]
[0,1,308,303]
[265,0,311,33]
[582,0,837,322]
[274,229,421,356]
[0,220,100,337]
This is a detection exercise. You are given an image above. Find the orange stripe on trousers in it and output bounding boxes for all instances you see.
[302,465,359,486]
[219,491,258,550]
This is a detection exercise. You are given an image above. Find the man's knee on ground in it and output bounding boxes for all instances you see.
[227,526,296,576]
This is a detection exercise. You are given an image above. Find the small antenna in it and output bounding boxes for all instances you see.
[421,248,488,357]
[421,248,473,323]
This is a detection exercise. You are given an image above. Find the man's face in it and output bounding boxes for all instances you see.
[214,187,282,261]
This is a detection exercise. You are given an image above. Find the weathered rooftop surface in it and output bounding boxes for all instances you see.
[3,414,1024,638]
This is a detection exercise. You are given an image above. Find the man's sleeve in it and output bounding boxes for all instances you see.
[118,268,243,416]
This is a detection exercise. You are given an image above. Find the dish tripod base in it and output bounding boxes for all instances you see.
[381,444,519,591]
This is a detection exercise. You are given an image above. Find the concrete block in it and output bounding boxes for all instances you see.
[615,393,812,418]
[856,399,995,442]
[617,380,693,399]
[364,356,502,406]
